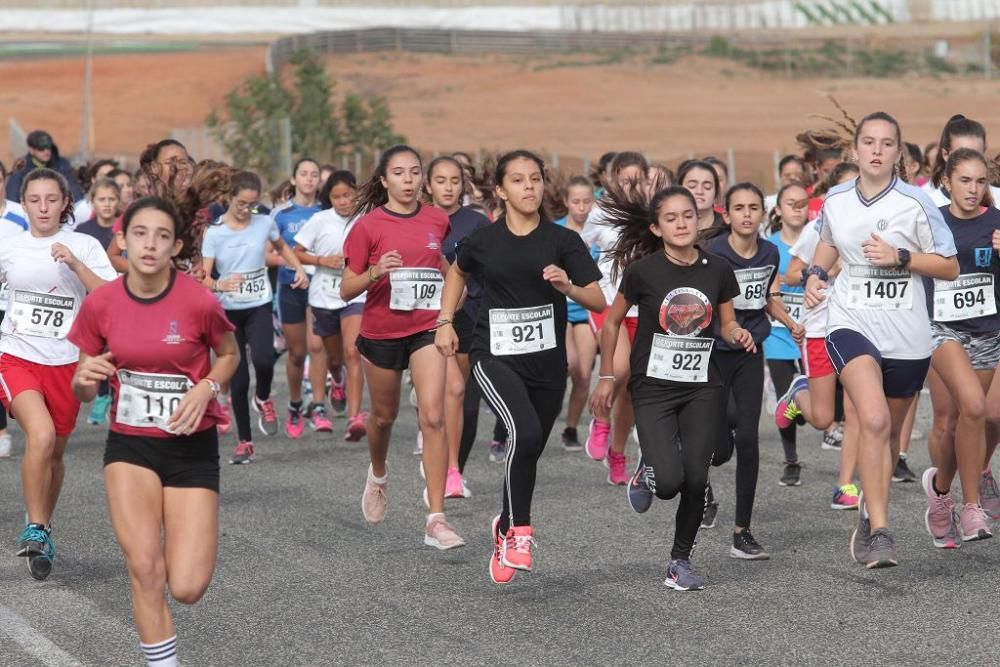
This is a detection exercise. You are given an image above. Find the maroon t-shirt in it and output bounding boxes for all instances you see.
[68,271,234,438]
[343,204,449,339]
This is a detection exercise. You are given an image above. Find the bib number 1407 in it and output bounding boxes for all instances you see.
[848,266,912,310]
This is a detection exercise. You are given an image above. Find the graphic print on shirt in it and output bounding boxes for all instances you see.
[649,287,715,384]
[659,286,713,335]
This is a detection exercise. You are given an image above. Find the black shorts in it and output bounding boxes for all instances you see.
[356,331,436,371]
[453,309,475,355]
[312,302,364,338]
[825,328,929,399]
[277,283,309,325]
[104,428,220,492]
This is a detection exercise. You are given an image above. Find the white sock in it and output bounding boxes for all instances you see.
[426,512,445,526]
[141,635,178,667]
[368,464,387,484]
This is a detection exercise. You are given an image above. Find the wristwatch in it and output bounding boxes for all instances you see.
[200,378,221,398]
[896,248,912,269]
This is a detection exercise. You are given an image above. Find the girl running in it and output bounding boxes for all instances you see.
[69,197,239,667]
[762,183,809,487]
[677,160,725,232]
[437,149,603,583]
[295,169,366,439]
[424,156,490,498]
[923,114,1000,207]
[591,185,753,590]
[705,183,803,560]
[922,148,999,546]
[271,158,328,438]
[3,169,117,580]
[554,175,597,452]
[202,171,309,464]
[342,144,465,550]
[804,111,958,568]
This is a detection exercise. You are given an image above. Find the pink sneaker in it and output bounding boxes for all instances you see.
[921,467,959,549]
[216,399,232,435]
[500,525,536,572]
[309,404,334,433]
[252,396,279,436]
[606,451,628,485]
[423,514,465,550]
[285,405,305,439]
[330,379,347,416]
[489,515,516,585]
[979,469,1000,519]
[445,466,471,499]
[959,503,993,542]
[229,440,255,465]
[585,418,610,461]
[361,465,388,523]
[345,412,368,442]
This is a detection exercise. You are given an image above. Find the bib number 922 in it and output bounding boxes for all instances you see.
[671,352,703,372]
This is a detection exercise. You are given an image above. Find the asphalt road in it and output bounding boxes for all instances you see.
[1,373,998,667]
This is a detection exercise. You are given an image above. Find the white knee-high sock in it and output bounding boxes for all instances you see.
[140,635,178,667]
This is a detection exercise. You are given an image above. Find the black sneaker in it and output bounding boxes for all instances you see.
[892,456,917,483]
[701,482,718,528]
[779,461,802,487]
[730,529,770,560]
[561,427,583,452]
[627,457,654,514]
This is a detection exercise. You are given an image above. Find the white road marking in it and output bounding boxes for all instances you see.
[0,602,82,666]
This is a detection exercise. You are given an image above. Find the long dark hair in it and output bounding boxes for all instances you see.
[493,149,548,222]
[352,144,422,217]
[931,114,987,188]
[121,196,189,249]
[601,185,698,282]
[319,169,357,211]
[676,159,720,208]
[944,147,994,208]
[854,111,906,182]
[20,168,74,225]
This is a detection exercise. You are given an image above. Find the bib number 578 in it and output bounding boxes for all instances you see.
[30,308,63,328]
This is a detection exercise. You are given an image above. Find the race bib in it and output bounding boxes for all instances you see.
[773,292,804,329]
[489,305,557,356]
[229,267,271,303]
[847,266,912,310]
[9,290,75,339]
[934,273,996,322]
[733,266,773,310]
[115,370,192,432]
[389,269,443,311]
[0,283,9,312]
[646,334,713,383]
[319,269,343,298]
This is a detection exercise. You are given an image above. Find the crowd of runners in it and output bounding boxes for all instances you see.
[3,110,1000,665]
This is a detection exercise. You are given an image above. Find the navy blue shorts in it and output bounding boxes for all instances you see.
[312,302,364,338]
[277,283,309,325]
[825,328,929,399]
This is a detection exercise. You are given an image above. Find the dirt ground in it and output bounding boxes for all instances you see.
[4,45,1000,185]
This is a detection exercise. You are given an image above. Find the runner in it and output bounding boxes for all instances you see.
[108,168,136,210]
[2,168,117,580]
[423,156,489,497]
[272,158,328,438]
[69,196,239,667]
[295,169,366,439]
[762,182,809,487]
[764,155,808,212]
[804,111,959,568]
[705,183,803,560]
[342,144,465,550]
[923,114,1000,207]
[677,160,725,232]
[202,171,309,464]
[554,176,597,452]
[436,149,603,583]
[0,160,27,458]
[922,147,998,546]
[591,184,752,590]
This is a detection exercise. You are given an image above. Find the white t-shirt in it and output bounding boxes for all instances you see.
[293,209,364,310]
[789,222,830,339]
[922,181,1000,209]
[0,229,117,365]
[582,204,637,317]
[818,177,956,359]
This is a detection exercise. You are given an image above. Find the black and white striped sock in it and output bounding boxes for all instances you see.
[140,635,178,667]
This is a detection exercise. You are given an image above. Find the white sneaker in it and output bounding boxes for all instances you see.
[0,434,11,458]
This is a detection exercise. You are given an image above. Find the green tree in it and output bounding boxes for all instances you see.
[207,49,405,182]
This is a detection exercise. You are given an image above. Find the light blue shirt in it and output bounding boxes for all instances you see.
[202,215,280,311]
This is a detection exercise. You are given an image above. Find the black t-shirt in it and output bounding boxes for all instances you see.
[621,250,740,389]
[924,205,1000,334]
[75,219,115,250]
[705,233,779,350]
[443,207,491,320]
[457,217,602,388]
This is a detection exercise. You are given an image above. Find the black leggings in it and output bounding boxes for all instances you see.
[472,358,564,532]
[767,359,801,462]
[633,383,721,561]
[226,304,276,442]
[711,349,764,529]
[458,381,510,473]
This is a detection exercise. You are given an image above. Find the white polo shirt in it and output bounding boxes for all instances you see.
[818,177,956,359]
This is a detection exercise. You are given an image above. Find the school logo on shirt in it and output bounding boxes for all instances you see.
[875,219,889,232]
[161,320,185,345]
[659,287,713,336]
[975,247,993,268]
[426,233,441,252]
